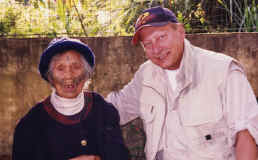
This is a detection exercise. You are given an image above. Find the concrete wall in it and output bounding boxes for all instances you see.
[0,33,257,159]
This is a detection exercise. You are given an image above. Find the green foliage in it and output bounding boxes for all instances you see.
[0,0,105,37]
[243,0,258,32]
[0,1,21,35]
[118,0,209,34]
[1,0,254,37]
[0,0,210,37]
[217,0,258,32]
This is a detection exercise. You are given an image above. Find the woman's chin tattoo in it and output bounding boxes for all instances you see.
[53,73,87,88]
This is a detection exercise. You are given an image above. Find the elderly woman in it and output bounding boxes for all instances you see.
[12,38,130,160]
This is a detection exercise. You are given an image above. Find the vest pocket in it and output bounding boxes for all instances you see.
[140,102,156,123]
[181,117,232,159]
[139,102,157,158]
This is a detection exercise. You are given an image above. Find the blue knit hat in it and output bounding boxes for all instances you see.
[39,37,95,81]
[132,6,178,45]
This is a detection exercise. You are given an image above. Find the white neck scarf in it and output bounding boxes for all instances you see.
[50,90,85,116]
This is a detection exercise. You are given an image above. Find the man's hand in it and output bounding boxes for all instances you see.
[69,155,101,160]
[235,129,257,160]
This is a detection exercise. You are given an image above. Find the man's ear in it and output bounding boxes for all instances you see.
[177,23,185,35]
[139,42,146,52]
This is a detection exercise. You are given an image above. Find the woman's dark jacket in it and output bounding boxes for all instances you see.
[12,92,130,160]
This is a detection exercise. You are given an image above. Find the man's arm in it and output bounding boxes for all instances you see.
[106,69,143,125]
[235,129,257,160]
[224,62,258,159]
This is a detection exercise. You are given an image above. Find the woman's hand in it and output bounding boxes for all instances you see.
[69,155,101,160]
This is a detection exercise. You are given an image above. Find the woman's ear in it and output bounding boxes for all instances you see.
[47,73,54,86]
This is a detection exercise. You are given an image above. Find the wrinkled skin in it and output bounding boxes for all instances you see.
[48,50,87,98]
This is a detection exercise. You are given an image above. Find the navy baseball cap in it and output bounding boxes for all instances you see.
[39,37,95,81]
[132,6,178,45]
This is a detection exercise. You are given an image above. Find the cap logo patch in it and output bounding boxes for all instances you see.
[135,12,156,29]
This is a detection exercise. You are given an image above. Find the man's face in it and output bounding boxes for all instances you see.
[139,23,185,70]
[49,50,87,98]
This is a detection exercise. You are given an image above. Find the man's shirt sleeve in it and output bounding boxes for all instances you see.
[224,62,258,144]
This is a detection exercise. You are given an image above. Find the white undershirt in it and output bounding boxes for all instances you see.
[50,90,84,116]
[165,69,179,91]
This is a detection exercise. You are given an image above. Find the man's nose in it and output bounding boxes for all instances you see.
[151,43,161,56]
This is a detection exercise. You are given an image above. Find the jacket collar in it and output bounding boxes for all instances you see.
[176,39,195,91]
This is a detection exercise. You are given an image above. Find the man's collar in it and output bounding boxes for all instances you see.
[176,39,195,90]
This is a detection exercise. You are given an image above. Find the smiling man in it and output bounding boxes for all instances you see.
[12,38,129,160]
[107,6,258,160]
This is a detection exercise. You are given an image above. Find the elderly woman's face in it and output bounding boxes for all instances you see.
[49,50,87,98]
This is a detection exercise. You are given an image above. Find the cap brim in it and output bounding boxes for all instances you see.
[132,21,169,45]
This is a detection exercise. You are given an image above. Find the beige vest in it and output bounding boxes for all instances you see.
[138,40,242,160]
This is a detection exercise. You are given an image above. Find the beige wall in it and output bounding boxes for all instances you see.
[0,33,257,159]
